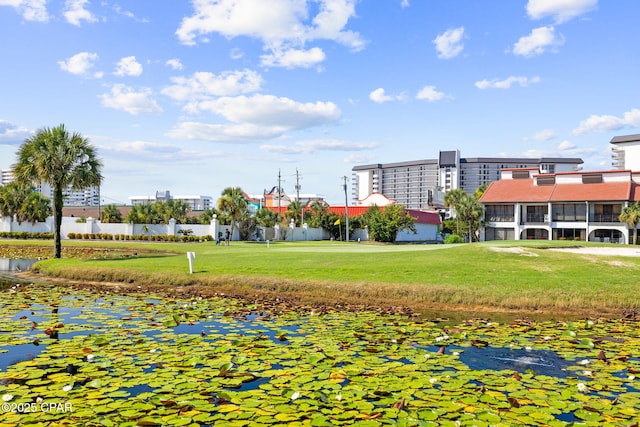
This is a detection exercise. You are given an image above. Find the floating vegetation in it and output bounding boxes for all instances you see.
[1,283,639,426]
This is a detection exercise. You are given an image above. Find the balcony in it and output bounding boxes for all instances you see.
[590,214,621,223]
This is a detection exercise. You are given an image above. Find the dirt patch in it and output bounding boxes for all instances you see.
[489,247,539,256]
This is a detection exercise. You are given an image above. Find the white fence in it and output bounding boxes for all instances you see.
[1,216,441,243]
[0,216,329,242]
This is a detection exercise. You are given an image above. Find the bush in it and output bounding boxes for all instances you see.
[445,234,465,244]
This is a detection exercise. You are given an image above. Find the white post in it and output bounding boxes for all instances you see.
[187,252,195,274]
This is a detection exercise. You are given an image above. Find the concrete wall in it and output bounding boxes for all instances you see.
[1,216,440,243]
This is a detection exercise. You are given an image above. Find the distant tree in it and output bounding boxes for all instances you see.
[256,208,279,227]
[0,182,33,223]
[155,199,190,224]
[285,200,303,226]
[444,189,466,236]
[217,187,248,239]
[126,203,158,224]
[100,204,122,223]
[307,201,329,228]
[198,208,220,224]
[456,193,483,242]
[365,204,416,243]
[13,124,102,258]
[19,192,51,224]
[620,202,640,244]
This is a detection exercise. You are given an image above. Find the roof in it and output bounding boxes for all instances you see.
[407,209,441,225]
[461,157,583,164]
[480,179,636,203]
[610,134,640,144]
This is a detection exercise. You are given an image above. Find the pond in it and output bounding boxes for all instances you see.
[1,280,639,426]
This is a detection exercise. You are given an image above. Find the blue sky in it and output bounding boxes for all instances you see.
[1,0,639,205]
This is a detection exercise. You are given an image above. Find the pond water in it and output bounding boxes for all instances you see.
[0,257,39,272]
[1,281,639,426]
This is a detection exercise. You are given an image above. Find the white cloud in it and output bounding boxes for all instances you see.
[0,120,31,144]
[433,27,464,59]
[167,94,340,142]
[475,76,541,90]
[165,59,183,71]
[162,70,263,102]
[261,47,326,68]
[512,26,564,57]
[526,0,597,24]
[416,86,445,102]
[190,94,340,128]
[63,0,96,26]
[0,0,49,22]
[114,56,143,77]
[101,140,220,162]
[261,139,380,154]
[99,84,163,115]
[523,129,556,141]
[400,0,410,8]
[58,52,101,77]
[369,88,405,104]
[572,108,640,135]
[166,122,285,142]
[175,0,364,68]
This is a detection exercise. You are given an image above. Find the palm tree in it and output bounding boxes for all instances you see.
[456,193,483,242]
[100,204,123,223]
[0,182,32,223]
[217,187,248,239]
[444,189,466,235]
[619,202,640,244]
[13,124,102,258]
[285,200,303,226]
[19,192,51,224]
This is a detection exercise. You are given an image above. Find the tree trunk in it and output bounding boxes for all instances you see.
[634,226,638,245]
[53,186,64,258]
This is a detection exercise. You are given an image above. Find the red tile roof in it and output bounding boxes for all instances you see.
[480,179,636,203]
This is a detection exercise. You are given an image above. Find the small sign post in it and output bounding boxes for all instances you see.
[186,252,195,274]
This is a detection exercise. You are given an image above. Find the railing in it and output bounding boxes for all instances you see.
[486,216,514,222]
[589,214,621,223]
[525,214,547,223]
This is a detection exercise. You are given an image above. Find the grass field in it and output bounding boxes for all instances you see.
[3,239,640,318]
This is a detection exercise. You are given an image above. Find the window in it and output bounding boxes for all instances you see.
[512,171,530,179]
[582,174,603,184]
[552,204,586,221]
[536,176,555,185]
[485,205,514,222]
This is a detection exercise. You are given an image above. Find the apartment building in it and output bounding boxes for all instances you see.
[0,168,100,206]
[129,190,213,211]
[610,133,640,171]
[480,168,638,243]
[352,150,583,210]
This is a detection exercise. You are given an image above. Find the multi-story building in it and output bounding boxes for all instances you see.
[480,168,637,243]
[129,190,213,211]
[0,168,100,206]
[352,150,583,210]
[610,133,640,171]
[1,169,14,186]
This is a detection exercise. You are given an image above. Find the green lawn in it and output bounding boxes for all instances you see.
[3,239,640,317]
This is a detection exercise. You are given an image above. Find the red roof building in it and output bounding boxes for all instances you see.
[479,168,639,243]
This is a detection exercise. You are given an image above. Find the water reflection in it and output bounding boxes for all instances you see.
[0,257,38,272]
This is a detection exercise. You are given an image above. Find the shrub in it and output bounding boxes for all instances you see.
[445,234,465,244]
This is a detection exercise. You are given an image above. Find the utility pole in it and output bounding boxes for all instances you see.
[277,169,282,216]
[342,175,349,242]
[295,169,303,225]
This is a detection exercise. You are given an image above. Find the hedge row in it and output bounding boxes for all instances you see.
[66,232,214,242]
[0,231,54,240]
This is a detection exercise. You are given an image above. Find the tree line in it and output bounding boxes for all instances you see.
[2,124,418,259]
